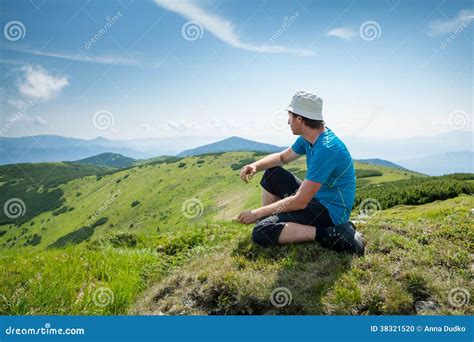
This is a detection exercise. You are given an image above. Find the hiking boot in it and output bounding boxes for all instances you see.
[320,221,365,256]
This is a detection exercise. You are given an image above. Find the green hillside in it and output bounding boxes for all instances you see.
[0,162,110,225]
[0,152,426,249]
[75,153,136,169]
[0,152,472,315]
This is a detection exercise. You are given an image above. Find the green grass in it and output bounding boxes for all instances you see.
[355,174,474,209]
[0,162,109,225]
[0,152,472,316]
[0,223,238,315]
[133,195,473,315]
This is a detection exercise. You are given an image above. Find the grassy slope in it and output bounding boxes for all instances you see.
[132,195,473,315]
[1,152,471,315]
[0,162,111,226]
[0,152,420,250]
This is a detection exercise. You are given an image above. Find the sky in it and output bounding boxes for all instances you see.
[0,0,472,145]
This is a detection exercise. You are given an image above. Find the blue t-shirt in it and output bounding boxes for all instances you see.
[291,127,356,225]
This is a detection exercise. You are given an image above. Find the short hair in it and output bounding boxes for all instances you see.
[289,111,325,129]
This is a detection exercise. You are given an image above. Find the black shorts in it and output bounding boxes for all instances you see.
[253,166,334,246]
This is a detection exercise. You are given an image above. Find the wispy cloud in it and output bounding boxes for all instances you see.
[154,0,313,56]
[326,27,357,40]
[428,9,474,36]
[18,65,69,100]
[33,116,47,126]
[3,45,137,66]
[159,119,198,131]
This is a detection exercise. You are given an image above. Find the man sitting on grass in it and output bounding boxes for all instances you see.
[237,91,364,255]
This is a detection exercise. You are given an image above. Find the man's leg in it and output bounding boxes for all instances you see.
[253,219,365,255]
[252,199,333,247]
[262,188,280,206]
[277,222,316,244]
[260,166,302,200]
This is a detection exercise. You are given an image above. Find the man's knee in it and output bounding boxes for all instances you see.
[262,166,284,183]
[252,222,285,247]
[260,167,285,195]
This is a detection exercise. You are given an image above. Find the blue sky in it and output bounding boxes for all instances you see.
[0,0,472,145]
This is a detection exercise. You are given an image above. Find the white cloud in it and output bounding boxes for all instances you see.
[159,120,199,131]
[8,98,27,109]
[3,45,137,66]
[18,65,69,100]
[154,0,313,56]
[27,49,137,66]
[33,116,47,125]
[326,27,356,40]
[428,9,474,36]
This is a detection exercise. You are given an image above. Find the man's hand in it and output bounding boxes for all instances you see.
[237,210,258,224]
[240,164,257,183]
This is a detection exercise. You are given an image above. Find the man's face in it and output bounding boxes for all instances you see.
[288,112,302,135]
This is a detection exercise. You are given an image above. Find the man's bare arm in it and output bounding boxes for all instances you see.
[237,179,322,224]
[253,147,300,171]
[240,147,301,182]
[254,179,321,219]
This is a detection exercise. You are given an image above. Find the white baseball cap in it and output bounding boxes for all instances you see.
[286,91,323,121]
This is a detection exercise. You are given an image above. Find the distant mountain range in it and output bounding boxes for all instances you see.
[0,135,216,165]
[75,153,137,169]
[343,130,472,161]
[355,158,407,171]
[177,136,285,157]
[1,130,472,175]
[396,151,474,176]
